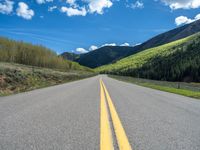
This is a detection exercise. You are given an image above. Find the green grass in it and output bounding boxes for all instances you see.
[109,75,200,99]
[0,62,95,96]
[141,83,200,99]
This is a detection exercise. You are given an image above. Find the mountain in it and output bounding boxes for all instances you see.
[0,37,91,72]
[61,52,80,61]
[96,32,200,82]
[61,19,200,68]
[139,19,200,50]
[76,46,135,68]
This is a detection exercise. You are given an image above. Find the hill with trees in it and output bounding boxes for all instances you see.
[97,32,200,82]
[61,52,80,61]
[0,37,91,72]
[61,19,200,68]
[76,46,134,68]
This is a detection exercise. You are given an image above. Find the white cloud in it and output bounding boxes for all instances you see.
[175,13,200,26]
[161,0,200,9]
[36,0,45,4]
[88,0,113,14]
[89,45,98,51]
[48,6,57,12]
[61,0,113,16]
[195,14,200,20]
[0,0,147,18]
[76,48,88,53]
[175,16,193,26]
[66,0,76,6]
[102,43,117,47]
[134,43,141,46]
[16,2,34,20]
[36,0,53,4]
[131,1,144,9]
[61,6,87,16]
[120,43,130,46]
[0,0,14,14]
[74,42,135,53]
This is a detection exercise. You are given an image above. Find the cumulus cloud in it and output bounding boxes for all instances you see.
[60,0,113,16]
[175,16,193,26]
[0,0,14,14]
[74,42,135,53]
[16,2,34,20]
[36,0,45,4]
[89,45,98,51]
[120,43,130,46]
[36,0,53,4]
[102,43,117,47]
[66,0,76,6]
[61,6,87,16]
[131,1,144,9]
[0,0,130,17]
[134,43,142,46]
[88,0,113,14]
[161,0,200,9]
[48,6,57,12]
[175,13,200,26]
[76,48,88,53]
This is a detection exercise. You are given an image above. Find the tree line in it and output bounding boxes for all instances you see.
[0,37,87,71]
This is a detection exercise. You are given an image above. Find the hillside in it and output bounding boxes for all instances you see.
[62,19,200,68]
[0,37,90,72]
[76,46,134,68]
[61,52,80,61]
[139,19,200,50]
[97,32,200,82]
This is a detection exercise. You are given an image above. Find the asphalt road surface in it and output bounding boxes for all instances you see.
[0,75,200,150]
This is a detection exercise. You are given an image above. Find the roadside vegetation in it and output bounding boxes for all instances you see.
[0,63,94,96]
[97,33,200,82]
[0,37,95,96]
[0,37,91,72]
[110,75,200,99]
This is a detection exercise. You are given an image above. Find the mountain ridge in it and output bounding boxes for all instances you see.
[97,32,200,82]
[61,19,200,68]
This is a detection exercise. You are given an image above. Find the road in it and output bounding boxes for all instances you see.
[0,75,200,150]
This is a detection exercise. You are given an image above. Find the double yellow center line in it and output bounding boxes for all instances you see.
[100,79,132,150]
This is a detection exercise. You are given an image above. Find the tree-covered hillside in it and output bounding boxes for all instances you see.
[97,33,200,82]
[61,52,80,61]
[76,46,134,68]
[62,19,200,68]
[0,37,90,72]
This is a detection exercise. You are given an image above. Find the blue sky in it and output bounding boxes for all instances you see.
[0,0,200,54]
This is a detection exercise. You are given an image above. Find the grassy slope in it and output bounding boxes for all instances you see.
[97,33,195,72]
[97,32,200,82]
[110,75,200,99]
[0,63,95,96]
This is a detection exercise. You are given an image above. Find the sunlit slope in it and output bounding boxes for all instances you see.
[97,33,200,82]
[61,19,200,68]
[0,37,91,72]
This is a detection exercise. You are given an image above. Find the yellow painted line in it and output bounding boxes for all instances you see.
[100,79,114,150]
[101,80,132,150]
